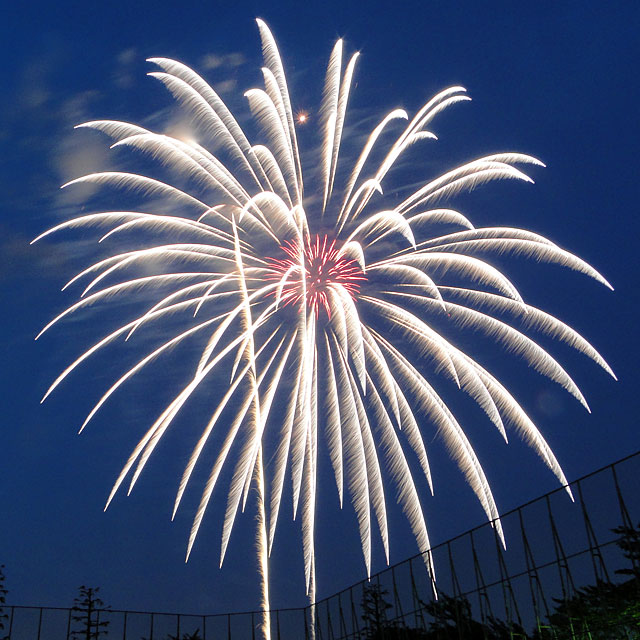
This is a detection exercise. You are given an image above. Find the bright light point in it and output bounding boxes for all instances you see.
[296,111,309,124]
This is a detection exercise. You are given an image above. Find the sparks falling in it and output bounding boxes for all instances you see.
[35,19,614,633]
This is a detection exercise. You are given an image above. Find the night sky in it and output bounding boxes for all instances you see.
[1,0,639,618]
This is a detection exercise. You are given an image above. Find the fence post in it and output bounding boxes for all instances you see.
[469,529,493,637]
[408,557,426,631]
[445,541,465,640]
[612,464,640,576]
[545,493,583,638]
[577,479,611,584]
[324,597,334,640]
[492,523,523,638]
[349,586,360,638]
[8,605,15,640]
[391,565,404,629]
[518,508,556,638]
[337,592,348,638]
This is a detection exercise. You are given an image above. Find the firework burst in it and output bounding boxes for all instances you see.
[36,19,614,630]
[267,236,365,317]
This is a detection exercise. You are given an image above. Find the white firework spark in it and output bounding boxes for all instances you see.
[36,19,614,632]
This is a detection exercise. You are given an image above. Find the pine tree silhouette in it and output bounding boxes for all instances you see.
[71,586,110,639]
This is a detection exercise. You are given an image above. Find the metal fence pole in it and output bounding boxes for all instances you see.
[8,605,15,640]
[577,479,611,584]
[470,529,492,638]
[518,508,556,638]
[408,557,426,631]
[493,522,523,638]
[391,565,404,629]
[445,541,465,640]
[350,586,360,639]
[339,592,350,639]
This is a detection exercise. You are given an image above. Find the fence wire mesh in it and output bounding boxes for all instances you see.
[3,450,639,639]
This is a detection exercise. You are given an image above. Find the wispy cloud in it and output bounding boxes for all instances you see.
[199,51,246,71]
[112,47,138,89]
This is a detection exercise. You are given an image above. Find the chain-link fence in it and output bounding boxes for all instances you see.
[3,450,639,639]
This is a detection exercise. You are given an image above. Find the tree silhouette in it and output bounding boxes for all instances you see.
[614,522,640,579]
[545,522,640,639]
[361,583,394,638]
[422,592,483,638]
[421,592,528,639]
[70,586,110,639]
[360,581,530,639]
[360,583,431,639]
[352,524,640,640]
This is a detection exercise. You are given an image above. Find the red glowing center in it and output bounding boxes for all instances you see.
[267,235,366,317]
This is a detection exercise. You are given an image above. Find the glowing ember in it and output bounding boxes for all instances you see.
[267,235,365,317]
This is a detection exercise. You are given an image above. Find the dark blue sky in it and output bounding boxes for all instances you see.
[1,0,638,617]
